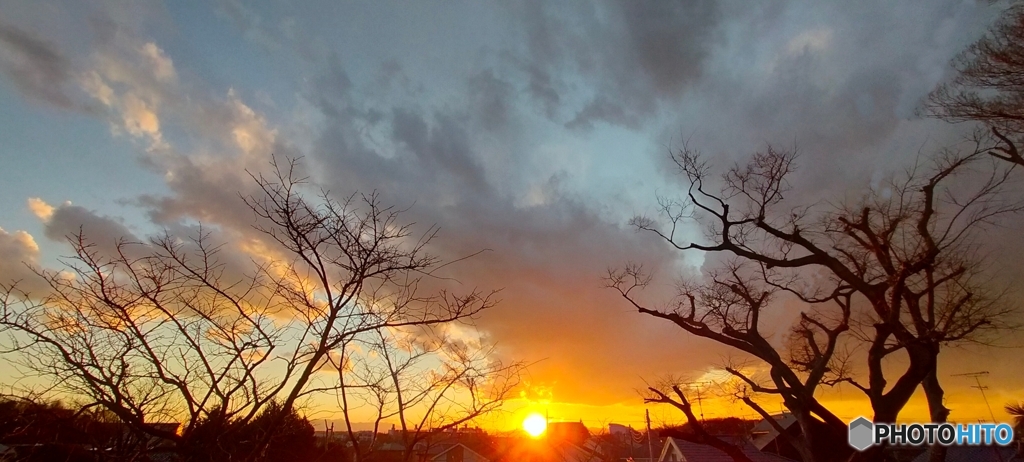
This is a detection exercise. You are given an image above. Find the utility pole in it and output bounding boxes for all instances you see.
[628,425,635,460]
[952,371,997,423]
[646,409,654,462]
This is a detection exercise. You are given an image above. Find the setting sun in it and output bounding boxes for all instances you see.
[6,3,1024,462]
[522,413,547,438]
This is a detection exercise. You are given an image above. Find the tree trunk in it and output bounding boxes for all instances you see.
[922,363,950,462]
[791,412,822,462]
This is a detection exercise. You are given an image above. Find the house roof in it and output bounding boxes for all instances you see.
[430,443,490,462]
[546,421,590,445]
[750,413,798,451]
[660,437,798,462]
[910,446,1023,462]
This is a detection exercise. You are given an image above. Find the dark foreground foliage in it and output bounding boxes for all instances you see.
[0,397,320,462]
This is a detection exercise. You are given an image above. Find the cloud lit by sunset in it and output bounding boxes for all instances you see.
[2,2,1024,462]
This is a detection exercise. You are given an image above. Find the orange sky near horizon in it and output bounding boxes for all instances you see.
[4,0,1024,444]
[302,377,1024,433]
[486,385,1024,433]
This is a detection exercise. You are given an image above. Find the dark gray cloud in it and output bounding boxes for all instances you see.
[4,0,1021,417]
[267,0,1016,403]
[638,0,999,200]
[43,204,138,255]
[291,53,717,403]
[565,95,641,131]
[24,200,276,316]
[391,109,490,193]
[467,69,516,133]
[0,21,81,110]
[618,0,720,96]
[307,52,353,118]
[501,53,561,119]
[506,0,723,131]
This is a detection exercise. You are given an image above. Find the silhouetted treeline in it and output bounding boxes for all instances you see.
[0,397,330,462]
[659,417,757,438]
[0,397,120,461]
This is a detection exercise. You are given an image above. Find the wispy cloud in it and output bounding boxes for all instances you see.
[0,0,1018,424]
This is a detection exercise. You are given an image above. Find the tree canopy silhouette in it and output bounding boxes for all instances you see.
[0,157,520,462]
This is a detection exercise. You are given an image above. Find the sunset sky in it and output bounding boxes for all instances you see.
[1,0,1022,431]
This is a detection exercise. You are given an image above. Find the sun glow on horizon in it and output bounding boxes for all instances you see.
[522,413,547,438]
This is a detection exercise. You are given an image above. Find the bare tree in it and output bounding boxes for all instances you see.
[0,158,511,461]
[333,325,522,462]
[926,3,1024,167]
[609,261,852,462]
[611,141,1020,462]
[642,380,756,462]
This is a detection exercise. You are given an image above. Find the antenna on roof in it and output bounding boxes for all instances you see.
[951,371,997,423]
[689,382,712,424]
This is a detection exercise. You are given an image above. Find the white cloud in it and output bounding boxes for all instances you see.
[121,93,161,140]
[80,71,115,107]
[226,88,277,158]
[2,0,1014,416]
[27,197,54,221]
[141,42,176,83]
[0,226,40,286]
[0,227,38,254]
[80,39,175,152]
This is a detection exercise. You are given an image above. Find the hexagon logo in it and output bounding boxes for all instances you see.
[848,417,874,451]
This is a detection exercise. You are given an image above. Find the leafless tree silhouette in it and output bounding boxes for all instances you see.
[611,261,852,462]
[926,3,1024,170]
[0,157,518,461]
[335,324,521,462]
[642,380,756,462]
[610,140,1021,462]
